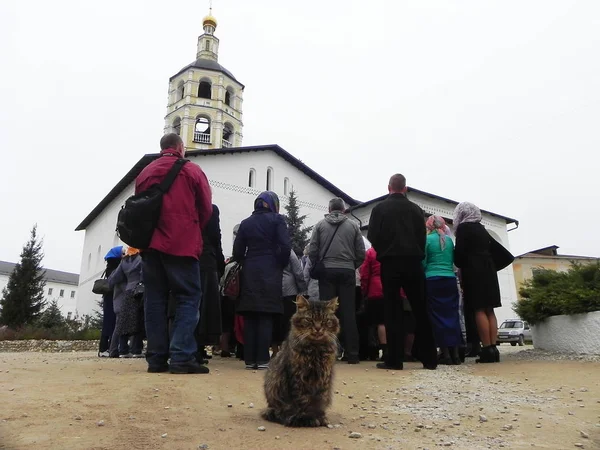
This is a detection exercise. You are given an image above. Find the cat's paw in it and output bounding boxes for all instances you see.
[261,408,280,423]
[286,415,327,428]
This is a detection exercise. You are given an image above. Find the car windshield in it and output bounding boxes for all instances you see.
[500,321,523,329]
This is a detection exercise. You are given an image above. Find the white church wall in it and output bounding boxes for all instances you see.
[76,150,347,316]
[349,192,519,325]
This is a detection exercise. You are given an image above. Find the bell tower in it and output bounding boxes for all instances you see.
[164,9,244,150]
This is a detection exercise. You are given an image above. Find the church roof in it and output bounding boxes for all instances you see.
[348,191,518,225]
[74,144,359,231]
[170,59,244,88]
[0,260,79,285]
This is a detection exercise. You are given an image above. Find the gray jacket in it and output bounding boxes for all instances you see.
[108,255,142,314]
[282,250,307,297]
[308,212,366,271]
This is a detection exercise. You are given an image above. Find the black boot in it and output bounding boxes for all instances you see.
[466,341,481,357]
[449,347,461,365]
[491,345,500,362]
[438,347,453,365]
[475,346,495,364]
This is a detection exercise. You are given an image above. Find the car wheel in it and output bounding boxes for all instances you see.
[511,342,517,347]
[518,335,524,346]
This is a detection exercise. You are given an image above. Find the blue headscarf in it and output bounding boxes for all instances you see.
[104,246,124,260]
[254,191,280,213]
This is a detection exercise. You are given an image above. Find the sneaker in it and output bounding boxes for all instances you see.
[169,360,210,374]
[119,354,133,358]
[147,365,169,373]
[257,363,269,370]
[98,351,110,358]
[245,364,257,370]
[131,353,145,358]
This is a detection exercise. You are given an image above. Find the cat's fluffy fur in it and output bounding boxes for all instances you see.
[261,295,340,427]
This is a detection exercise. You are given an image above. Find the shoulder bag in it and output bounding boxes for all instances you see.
[309,223,341,280]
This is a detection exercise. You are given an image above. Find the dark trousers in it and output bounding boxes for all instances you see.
[243,313,273,365]
[195,270,222,356]
[380,259,437,368]
[119,333,143,355]
[99,294,116,353]
[142,251,201,366]
[319,268,358,359]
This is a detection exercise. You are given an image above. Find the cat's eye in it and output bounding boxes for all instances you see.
[301,319,311,327]
[326,319,334,327]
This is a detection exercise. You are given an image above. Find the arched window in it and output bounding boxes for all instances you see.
[194,116,210,143]
[222,123,233,148]
[205,40,210,51]
[284,177,290,196]
[198,79,212,99]
[87,253,92,270]
[177,81,185,101]
[266,167,273,191]
[248,168,256,188]
[172,117,182,136]
[225,87,234,107]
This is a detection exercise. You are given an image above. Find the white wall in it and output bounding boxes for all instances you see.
[532,311,600,355]
[76,149,348,317]
[349,192,519,325]
[0,274,78,319]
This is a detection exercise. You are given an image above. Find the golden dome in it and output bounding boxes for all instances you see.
[203,15,217,29]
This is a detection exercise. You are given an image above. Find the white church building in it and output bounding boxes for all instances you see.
[74,12,520,323]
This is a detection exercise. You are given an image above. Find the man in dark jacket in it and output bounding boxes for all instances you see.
[136,133,212,374]
[195,204,226,363]
[308,197,365,364]
[367,174,437,370]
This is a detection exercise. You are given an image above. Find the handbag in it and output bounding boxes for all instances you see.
[309,223,341,280]
[222,261,242,298]
[488,233,515,271]
[92,273,111,295]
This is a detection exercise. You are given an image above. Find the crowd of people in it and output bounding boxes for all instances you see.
[97,133,511,373]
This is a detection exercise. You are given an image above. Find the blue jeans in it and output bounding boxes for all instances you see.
[142,251,202,366]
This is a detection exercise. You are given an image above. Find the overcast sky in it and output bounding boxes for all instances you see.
[1,0,598,273]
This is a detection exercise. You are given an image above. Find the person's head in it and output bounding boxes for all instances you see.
[328,197,345,213]
[388,174,407,194]
[160,133,185,156]
[453,202,482,228]
[426,215,450,250]
[124,247,141,258]
[254,191,280,213]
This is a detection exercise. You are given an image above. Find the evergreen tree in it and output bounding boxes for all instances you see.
[284,190,314,257]
[0,225,47,328]
[38,300,66,330]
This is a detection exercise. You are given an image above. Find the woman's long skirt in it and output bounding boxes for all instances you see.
[426,276,462,348]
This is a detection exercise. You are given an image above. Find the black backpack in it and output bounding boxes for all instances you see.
[116,158,188,249]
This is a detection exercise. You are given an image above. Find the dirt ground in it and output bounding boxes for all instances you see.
[1,346,599,450]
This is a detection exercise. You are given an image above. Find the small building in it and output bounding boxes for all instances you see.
[0,261,79,319]
[513,245,599,296]
[348,188,520,325]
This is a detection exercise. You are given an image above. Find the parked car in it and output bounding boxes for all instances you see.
[496,319,532,346]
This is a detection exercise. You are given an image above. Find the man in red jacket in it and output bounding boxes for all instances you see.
[136,133,212,374]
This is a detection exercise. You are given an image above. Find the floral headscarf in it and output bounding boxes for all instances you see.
[453,202,482,229]
[254,191,280,213]
[426,215,451,250]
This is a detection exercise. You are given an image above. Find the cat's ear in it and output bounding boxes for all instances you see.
[295,294,310,311]
[325,297,339,313]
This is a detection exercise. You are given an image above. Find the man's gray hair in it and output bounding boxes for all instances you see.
[329,197,346,212]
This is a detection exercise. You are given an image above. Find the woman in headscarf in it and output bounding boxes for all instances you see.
[423,216,462,365]
[232,191,292,370]
[108,246,144,357]
[98,246,123,357]
[453,202,501,363]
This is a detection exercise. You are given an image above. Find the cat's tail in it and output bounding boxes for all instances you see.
[261,408,282,424]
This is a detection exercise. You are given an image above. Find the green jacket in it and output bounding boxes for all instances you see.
[423,232,456,279]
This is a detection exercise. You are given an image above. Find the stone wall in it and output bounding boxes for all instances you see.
[0,340,99,353]
[531,311,600,355]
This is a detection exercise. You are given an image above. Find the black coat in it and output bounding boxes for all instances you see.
[232,209,292,315]
[454,222,501,310]
[199,204,226,276]
[367,193,426,262]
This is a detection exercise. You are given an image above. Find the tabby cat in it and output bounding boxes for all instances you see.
[262,295,340,427]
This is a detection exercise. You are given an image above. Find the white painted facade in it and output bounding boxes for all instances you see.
[75,148,348,317]
[348,190,519,325]
[532,311,600,355]
[0,264,79,319]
